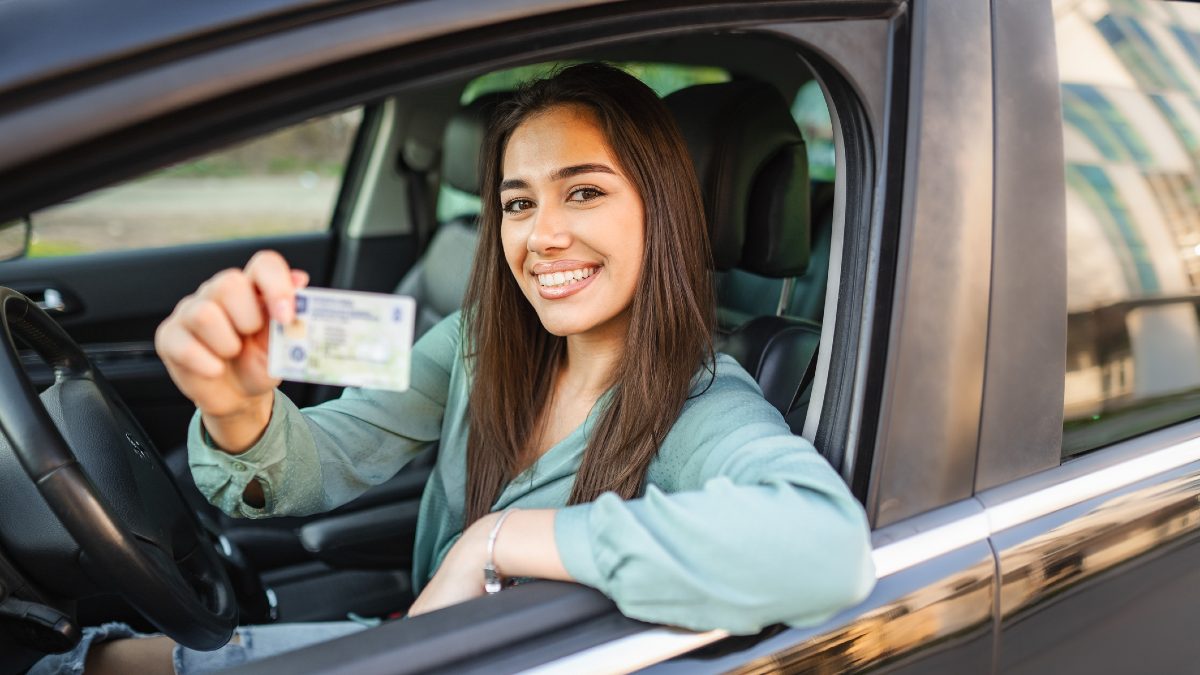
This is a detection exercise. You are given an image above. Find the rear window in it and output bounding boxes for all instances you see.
[1055,0,1200,457]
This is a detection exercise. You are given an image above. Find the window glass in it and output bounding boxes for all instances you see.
[436,63,731,223]
[716,80,836,328]
[1056,0,1200,456]
[26,108,363,258]
[793,79,836,182]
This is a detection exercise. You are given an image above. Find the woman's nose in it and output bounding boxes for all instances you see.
[526,202,571,253]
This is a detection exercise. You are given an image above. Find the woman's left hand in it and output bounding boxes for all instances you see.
[407,512,499,617]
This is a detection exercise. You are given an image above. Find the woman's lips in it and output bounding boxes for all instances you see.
[536,266,601,299]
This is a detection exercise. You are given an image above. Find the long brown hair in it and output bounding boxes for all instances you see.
[462,63,715,526]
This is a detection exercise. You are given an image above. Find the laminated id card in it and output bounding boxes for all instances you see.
[268,287,416,392]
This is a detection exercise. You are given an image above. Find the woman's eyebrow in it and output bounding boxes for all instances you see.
[550,163,616,181]
[499,164,616,193]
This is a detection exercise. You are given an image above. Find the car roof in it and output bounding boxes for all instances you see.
[0,0,343,97]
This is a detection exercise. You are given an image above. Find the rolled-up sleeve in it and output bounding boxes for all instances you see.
[188,312,461,519]
[553,358,875,635]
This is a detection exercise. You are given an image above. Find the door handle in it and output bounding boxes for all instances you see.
[36,288,67,313]
[16,286,81,316]
[3,283,82,316]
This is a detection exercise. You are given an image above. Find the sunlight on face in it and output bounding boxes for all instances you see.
[499,104,645,340]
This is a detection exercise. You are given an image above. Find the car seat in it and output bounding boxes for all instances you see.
[396,92,509,340]
[664,81,823,436]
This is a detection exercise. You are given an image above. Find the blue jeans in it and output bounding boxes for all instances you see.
[28,620,367,674]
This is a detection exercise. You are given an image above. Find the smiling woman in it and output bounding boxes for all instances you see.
[33,63,873,674]
[467,65,713,528]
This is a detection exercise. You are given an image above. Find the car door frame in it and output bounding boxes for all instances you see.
[231,1,1009,673]
[976,1,1200,672]
[0,0,1030,673]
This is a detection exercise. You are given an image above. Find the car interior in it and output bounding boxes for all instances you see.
[0,29,849,668]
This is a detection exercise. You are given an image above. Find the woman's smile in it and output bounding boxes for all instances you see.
[531,261,603,299]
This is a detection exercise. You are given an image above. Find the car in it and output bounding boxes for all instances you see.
[2,0,1200,672]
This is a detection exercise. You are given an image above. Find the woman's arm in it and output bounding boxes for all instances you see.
[188,312,462,518]
[547,360,874,634]
[407,509,571,616]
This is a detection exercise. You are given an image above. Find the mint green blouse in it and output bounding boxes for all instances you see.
[187,312,875,634]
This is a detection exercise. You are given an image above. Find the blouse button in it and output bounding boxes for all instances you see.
[233,461,247,472]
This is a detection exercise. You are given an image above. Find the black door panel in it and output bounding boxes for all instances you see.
[0,232,332,452]
[0,232,331,343]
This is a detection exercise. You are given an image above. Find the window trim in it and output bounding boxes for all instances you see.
[972,0,1072,491]
[860,0,995,527]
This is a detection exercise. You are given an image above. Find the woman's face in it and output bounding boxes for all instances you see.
[499,104,645,339]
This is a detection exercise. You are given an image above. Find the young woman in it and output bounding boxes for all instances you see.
[34,63,874,674]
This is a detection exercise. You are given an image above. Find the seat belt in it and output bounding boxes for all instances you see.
[398,151,436,252]
[788,343,820,415]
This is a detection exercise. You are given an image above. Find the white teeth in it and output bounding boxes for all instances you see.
[537,267,598,287]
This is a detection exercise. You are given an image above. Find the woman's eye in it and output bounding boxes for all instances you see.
[568,187,605,203]
[503,198,534,214]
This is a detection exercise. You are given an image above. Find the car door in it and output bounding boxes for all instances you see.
[231,0,1011,672]
[979,1,1200,672]
[0,0,1021,673]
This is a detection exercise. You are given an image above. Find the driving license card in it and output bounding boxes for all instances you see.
[267,288,415,392]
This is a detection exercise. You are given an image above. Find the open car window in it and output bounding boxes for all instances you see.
[25,108,363,259]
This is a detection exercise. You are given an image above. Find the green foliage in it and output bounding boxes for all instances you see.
[460,61,731,104]
[28,239,88,258]
[793,80,836,181]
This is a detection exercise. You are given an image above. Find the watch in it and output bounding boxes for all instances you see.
[484,508,518,594]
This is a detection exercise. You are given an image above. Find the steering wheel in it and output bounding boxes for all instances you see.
[0,288,236,651]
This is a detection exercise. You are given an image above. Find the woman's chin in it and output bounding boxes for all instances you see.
[535,313,591,337]
[532,305,630,341]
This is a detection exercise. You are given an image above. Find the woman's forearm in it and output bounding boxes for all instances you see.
[491,509,573,582]
[200,391,274,453]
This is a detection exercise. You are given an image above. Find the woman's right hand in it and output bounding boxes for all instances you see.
[154,250,309,453]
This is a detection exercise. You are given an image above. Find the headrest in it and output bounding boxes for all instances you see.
[442,92,511,196]
[665,81,811,275]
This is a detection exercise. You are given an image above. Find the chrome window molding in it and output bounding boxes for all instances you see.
[519,627,731,675]
[986,435,1200,534]
[874,425,1200,578]
[871,511,989,578]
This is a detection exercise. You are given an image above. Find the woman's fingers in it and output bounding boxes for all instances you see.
[155,317,225,379]
[202,268,265,336]
[155,250,306,418]
[244,250,299,324]
[291,269,310,290]
[179,297,243,360]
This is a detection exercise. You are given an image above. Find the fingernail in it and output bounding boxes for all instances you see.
[273,299,294,324]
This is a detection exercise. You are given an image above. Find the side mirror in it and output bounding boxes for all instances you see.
[0,217,31,261]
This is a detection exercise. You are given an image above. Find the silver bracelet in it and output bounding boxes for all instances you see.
[483,508,518,594]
